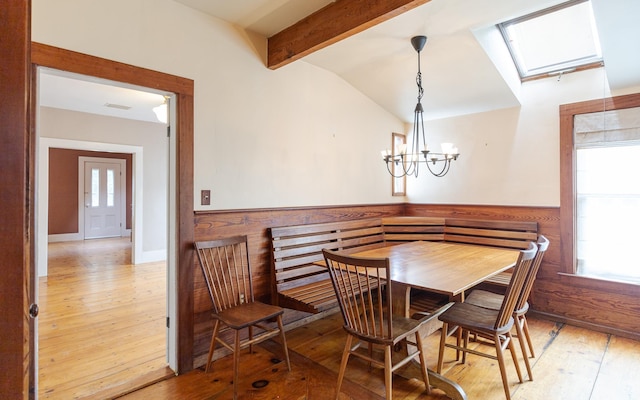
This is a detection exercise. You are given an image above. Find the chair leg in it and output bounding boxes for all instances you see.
[415,332,431,394]
[461,329,469,364]
[455,326,462,361]
[277,315,291,371]
[514,317,533,380]
[437,322,448,373]
[233,330,241,400]
[205,320,221,373]
[384,345,393,400]
[506,332,523,383]
[520,315,535,358]
[335,334,353,399]
[368,343,374,371]
[494,332,512,400]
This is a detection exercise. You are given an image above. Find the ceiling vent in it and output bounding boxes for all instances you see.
[104,103,131,110]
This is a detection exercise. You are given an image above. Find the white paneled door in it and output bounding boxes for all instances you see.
[84,160,123,239]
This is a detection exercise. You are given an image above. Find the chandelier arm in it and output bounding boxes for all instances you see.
[419,109,427,150]
[385,157,412,178]
[402,156,418,177]
[425,158,451,177]
[384,159,404,178]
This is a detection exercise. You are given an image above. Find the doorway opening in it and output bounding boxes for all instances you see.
[35,66,178,397]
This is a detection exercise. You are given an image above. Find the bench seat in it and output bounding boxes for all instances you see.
[382,217,445,243]
[270,218,386,314]
[278,273,382,314]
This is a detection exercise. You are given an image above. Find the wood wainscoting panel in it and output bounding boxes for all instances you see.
[192,202,640,368]
[192,203,405,365]
[532,280,640,339]
[406,203,640,341]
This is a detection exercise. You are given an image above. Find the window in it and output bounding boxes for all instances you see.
[560,95,640,288]
[91,168,100,207]
[574,108,640,283]
[107,168,115,207]
[499,0,602,80]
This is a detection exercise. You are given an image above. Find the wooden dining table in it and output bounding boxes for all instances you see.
[347,240,520,400]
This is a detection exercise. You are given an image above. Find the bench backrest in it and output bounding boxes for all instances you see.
[269,218,386,293]
[444,218,538,250]
[382,216,445,243]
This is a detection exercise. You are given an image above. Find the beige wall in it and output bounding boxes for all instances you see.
[32,0,406,211]
[39,107,167,255]
[48,148,132,234]
[31,0,640,211]
[410,68,640,206]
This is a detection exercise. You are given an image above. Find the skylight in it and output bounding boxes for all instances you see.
[498,0,602,80]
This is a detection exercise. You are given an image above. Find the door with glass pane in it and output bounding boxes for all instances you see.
[84,161,122,239]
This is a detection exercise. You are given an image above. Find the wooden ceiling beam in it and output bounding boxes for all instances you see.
[267,0,431,69]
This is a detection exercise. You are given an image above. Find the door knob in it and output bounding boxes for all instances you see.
[29,303,39,318]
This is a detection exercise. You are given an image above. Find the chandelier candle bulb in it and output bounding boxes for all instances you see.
[441,143,454,154]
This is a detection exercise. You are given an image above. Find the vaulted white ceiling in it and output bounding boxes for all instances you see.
[39,0,640,124]
[178,0,640,122]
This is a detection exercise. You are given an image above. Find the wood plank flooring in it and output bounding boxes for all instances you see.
[123,310,640,399]
[39,238,640,399]
[38,238,171,399]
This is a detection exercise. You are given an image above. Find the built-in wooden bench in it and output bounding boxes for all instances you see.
[269,218,386,314]
[269,216,538,315]
[444,218,538,286]
[381,217,445,243]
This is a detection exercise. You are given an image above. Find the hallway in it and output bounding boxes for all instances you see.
[38,238,171,399]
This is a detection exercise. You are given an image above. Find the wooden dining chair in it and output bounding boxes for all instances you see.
[195,235,291,400]
[464,235,549,380]
[436,242,537,400]
[322,248,431,400]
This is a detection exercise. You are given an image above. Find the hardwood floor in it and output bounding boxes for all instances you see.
[38,238,172,399]
[122,310,640,399]
[39,238,640,399]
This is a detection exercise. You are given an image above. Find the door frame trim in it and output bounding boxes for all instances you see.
[37,138,144,274]
[31,43,195,374]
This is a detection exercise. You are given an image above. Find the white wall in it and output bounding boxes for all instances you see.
[408,68,640,206]
[31,0,406,211]
[33,1,640,210]
[39,107,168,256]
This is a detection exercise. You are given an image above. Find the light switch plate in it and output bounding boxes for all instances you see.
[201,190,211,205]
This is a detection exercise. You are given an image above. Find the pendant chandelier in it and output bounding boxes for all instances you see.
[382,36,459,178]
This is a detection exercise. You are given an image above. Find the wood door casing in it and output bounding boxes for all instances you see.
[0,1,32,397]
[31,43,195,374]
